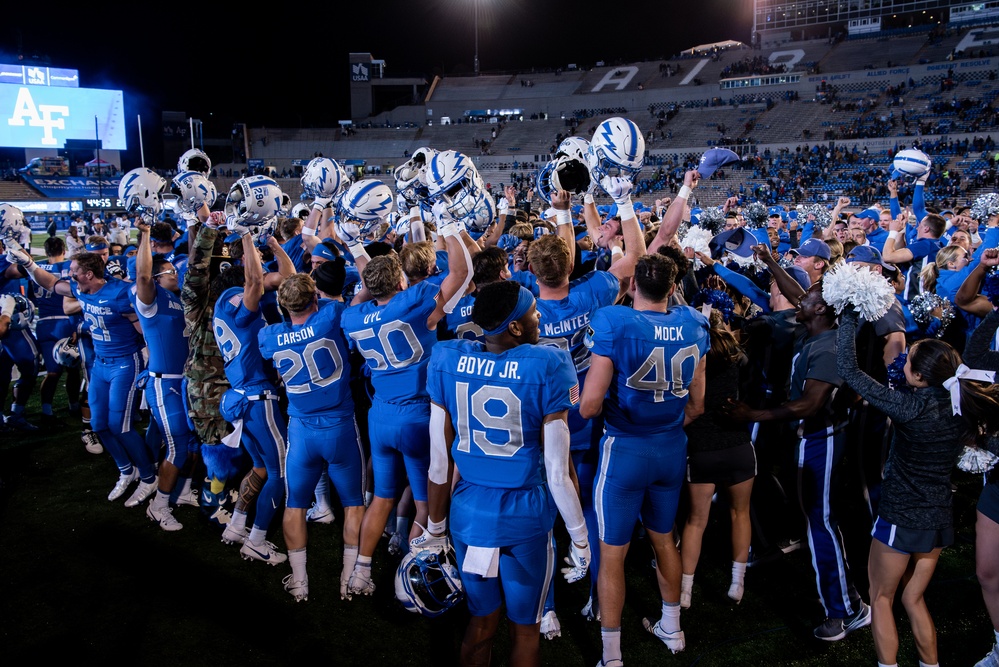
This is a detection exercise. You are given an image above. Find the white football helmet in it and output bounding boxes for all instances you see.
[301,157,347,199]
[177,148,212,176]
[557,136,590,163]
[224,175,284,226]
[395,147,438,208]
[588,117,645,181]
[52,336,81,368]
[170,171,218,214]
[291,202,310,219]
[550,154,592,195]
[395,549,464,618]
[0,203,27,240]
[338,178,394,237]
[535,161,558,205]
[426,150,485,219]
[118,168,167,217]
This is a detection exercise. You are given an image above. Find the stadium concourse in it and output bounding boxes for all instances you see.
[2,17,999,667]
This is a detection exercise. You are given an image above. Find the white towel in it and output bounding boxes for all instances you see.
[463,546,500,578]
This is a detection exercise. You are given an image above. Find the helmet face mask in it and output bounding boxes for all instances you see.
[535,161,557,205]
[395,549,464,618]
[119,168,167,218]
[551,156,591,195]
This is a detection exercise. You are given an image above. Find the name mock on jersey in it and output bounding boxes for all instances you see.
[655,326,686,341]
[455,355,521,380]
[543,313,589,338]
[276,325,315,347]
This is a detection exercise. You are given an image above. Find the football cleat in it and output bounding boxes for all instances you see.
[348,565,377,597]
[174,486,199,507]
[124,476,159,508]
[306,504,334,524]
[240,540,288,566]
[283,574,309,602]
[108,469,138,501]
[82,429,104,455]
[221,524,250,546]
[643,618,685,654]
[146,504,183,532]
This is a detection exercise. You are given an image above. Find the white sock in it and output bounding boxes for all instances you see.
[731,561,747,584]
[878,663,897,667]
[660,601,681,633]
[342,544,359,583]
[356,554,372,571]
[681,573,694,595]
[289,547,307,582]
[230,509,248,532]
[600,627,622,663]
[178,477,192,497]
[151,489,170,511]
[248,527,266,546]
[313,472,330,510]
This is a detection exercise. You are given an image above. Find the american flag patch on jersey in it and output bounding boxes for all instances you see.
[569,383,580,405]
[228,294,243,307]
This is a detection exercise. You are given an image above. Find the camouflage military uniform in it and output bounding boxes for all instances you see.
[182,222,241,524]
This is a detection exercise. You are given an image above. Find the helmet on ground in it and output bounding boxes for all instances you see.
[395,549,464,618]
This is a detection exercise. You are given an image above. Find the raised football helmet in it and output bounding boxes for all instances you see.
[426,150,481,204]
[301,157,347,199]
[170,171,218,214]
[556,136,590,163]
[52,336,81,368]
[395,147,438,208]
[588,117,645,181]
[118,168,167,217]
[535,160,558,205]
[224,175,284,226]
[395,549,464,618]
[463,190,498,234]
[177,148,212,176]
[338,178,394,237]
[0,203,27,240]
[550,154,592,195]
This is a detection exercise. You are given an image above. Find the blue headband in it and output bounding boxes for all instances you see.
[85,241,108,251]
[482,286,535,336]
[312,244,337,261]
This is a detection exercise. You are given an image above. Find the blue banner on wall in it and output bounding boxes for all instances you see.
[21,174,122,199]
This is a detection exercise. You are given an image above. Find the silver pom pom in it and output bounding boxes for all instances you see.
[908,291,955,337]
[971,193,999,224]
[821,262,896,321]
[695,207,726,235]
[744,201,769,229]
[797,203,832,231]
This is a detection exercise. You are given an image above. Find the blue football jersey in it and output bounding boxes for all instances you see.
[259,299,354,418]
[341,280,440,404]
[131,284,188,375]
[213,286,270,389]
[71,278,144,356]
[586,305,710,437]
[31,259,72,318]
[444,292,483,341]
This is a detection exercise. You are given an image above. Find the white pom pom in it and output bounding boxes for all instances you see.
[680,226,713,269]
[821,262,895,321]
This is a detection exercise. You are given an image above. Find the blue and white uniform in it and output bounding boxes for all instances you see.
[73,278,155,482]
[259,299,365,510]
[588,305,710,546]
[213,286,288,533]
[31,259,73,370]
[341,280,440,503]
[427,339,578,624]
[131,281,197,470]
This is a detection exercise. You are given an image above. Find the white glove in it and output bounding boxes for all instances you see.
[0,294,15,318]
[600,176,634,205]
[312,196,334,212]
[915,172,928,187]
[228,221,252,238]
[336,221,362,245]
[432,200,453,225]
[497,198,510,215]
[410,524,449,556]
[4,240,33,268]
[560,541,591,583]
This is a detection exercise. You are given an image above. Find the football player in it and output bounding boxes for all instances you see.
[580,253,710,664]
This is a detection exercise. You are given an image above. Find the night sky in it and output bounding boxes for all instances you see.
[1,1,753,165]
